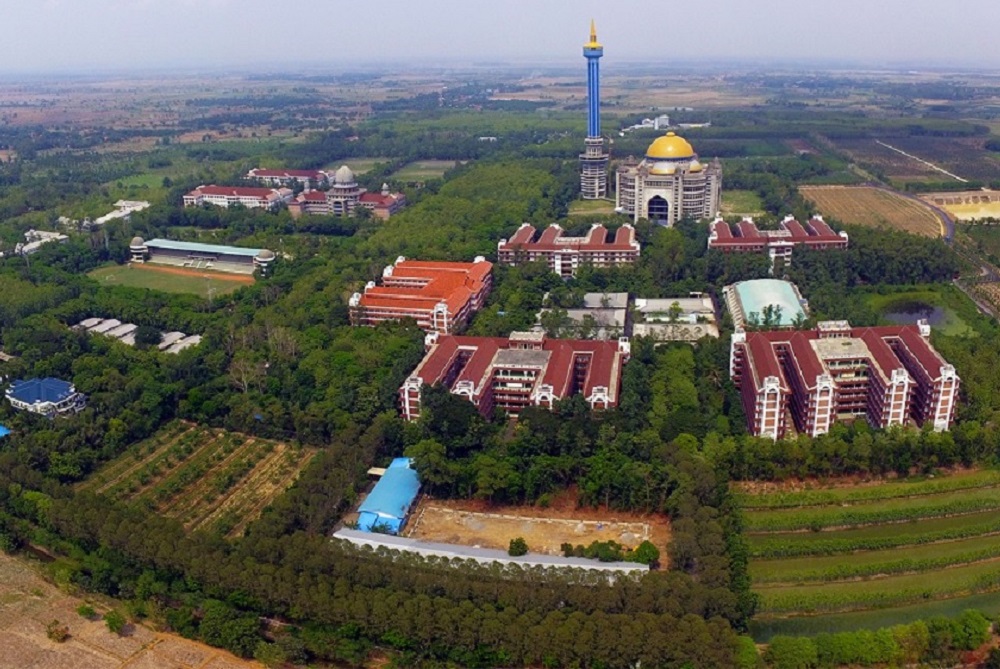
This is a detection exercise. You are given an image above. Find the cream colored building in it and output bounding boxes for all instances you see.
[616,132,722,226]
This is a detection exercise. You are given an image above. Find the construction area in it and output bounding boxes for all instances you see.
[404,496,671,557]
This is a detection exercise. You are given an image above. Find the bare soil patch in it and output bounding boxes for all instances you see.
[0,553,261,669]
[405,491,670,556]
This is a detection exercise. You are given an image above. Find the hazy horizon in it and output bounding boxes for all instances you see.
[5,0,1000,75]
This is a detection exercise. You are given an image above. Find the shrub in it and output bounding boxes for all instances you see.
[46,619,69,642]
[76,604,97,619]
[104,609,127,636]
[763,635,817,669]
[508,537,528,556]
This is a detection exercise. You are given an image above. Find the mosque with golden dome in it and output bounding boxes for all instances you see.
[615,131,722,226]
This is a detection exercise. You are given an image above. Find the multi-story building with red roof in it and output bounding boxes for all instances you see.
[182,185,293,210]
[399,331,630,420]
[359,187,407,220]
[708,215,848,266]
[730,320,959,440]
[497,223,640,277]
[349,256,493,334]
[246,168,330,188]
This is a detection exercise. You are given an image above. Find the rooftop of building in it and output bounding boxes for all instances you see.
[187,185,287,198]
[731,279,807,327]
[411,332,625,402]
[356,458,420,533]
[710,216,847,246]
[500,223,638,252]
[143,238,265,258]
[6,378,76,404]
[355,257,492,315]
[249,168,326,178]
[646,132,695,160]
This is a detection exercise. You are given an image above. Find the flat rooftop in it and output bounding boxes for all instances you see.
[733,279,806,326]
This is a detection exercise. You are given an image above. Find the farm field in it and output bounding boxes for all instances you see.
[404,496,671,558]
[742,469,1000,631]
[799,185,944,237]
[79,421,316,537]
[0,552,260,669]
[720,189,765,216]
[88,263,252,298]
[391,159,462,182]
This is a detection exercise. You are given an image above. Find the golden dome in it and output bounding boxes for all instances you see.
[689,160,703,172]
[646,132,695,160]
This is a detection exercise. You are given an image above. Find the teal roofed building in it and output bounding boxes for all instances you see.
[356,458,421,535]
[723,279,808,330]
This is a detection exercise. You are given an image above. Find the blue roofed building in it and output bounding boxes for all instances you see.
[723,279,809,330]
[128,237,275,275]
[0,425,10,439]
[5,378,86,417]
[357,458,421,535]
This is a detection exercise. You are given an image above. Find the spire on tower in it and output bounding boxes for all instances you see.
[585,19,602,49]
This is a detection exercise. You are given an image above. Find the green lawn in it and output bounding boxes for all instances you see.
[720,189,765,216]
[751,533,1000,584]
[392,160,462,181]
[325,157,393,175]
[88,264,250,298]
[568,199,616,216]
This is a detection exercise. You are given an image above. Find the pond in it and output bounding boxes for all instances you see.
[882,299,947,326]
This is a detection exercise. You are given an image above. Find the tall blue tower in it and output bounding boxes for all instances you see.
[580,20,609,199]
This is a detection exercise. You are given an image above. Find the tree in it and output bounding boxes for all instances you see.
[104,609,127,636]
[133,325,162,348]
[508,537,528,556]
[629,540,661,566]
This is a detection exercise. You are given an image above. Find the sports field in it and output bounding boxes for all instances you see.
[568,199,616,216]
[742,469,1000,637]
[799,185,944,237]
[88,263,252,298]
[80,421,316,537]
[721,189,765,216]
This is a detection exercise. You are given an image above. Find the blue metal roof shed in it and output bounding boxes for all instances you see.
[357,458,421,535]
[7,378,75,404]
[0,425,10,439]
[145,239,262,258]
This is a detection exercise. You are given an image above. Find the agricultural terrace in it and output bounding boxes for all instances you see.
[799,185,944,237]
[88,263,252,298]
[79,421,316,537]
[739,469,1000,638]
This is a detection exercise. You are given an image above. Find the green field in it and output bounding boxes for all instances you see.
[325,157,393,175]
[392,159,462,181]
[568,199,616,216]
[742,470,1000,635]
[721,189,765,216]
[88,264,251,298]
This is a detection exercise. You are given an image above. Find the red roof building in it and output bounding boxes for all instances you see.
[350,257,493,334]
[182,185,293,210]
[730,320,959,440]
[399,331,630,420]
[497,223,640,277]
[708,215,848,265]
[246,168,330,188]
[359,188,407,220]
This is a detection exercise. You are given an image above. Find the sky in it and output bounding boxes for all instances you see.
[5,0,999,74]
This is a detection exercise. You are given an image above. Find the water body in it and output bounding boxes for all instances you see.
[882,300,946,326]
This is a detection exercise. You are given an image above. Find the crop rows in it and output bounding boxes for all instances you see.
[751,534,1000,583]
[83,420,192,493]
[737,470,1000,510]
[744,486,1000,532]
[757,559,1000,614]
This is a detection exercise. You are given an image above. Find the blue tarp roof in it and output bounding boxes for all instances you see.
[0,425,10,439]
[145,238,262,258]
[357,458,420,534]
[6,378,75,404]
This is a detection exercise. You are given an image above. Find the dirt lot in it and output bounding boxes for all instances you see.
[0,552,260,669]
[405,493,671,557]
